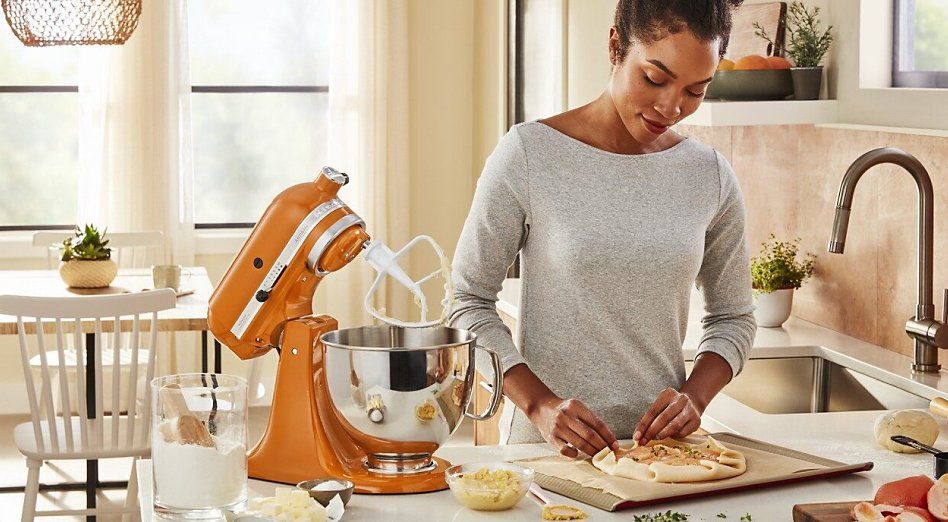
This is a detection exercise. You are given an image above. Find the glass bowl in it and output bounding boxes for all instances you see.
[445,462,533,511]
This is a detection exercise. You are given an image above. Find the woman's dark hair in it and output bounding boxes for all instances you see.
[613,0,743,61]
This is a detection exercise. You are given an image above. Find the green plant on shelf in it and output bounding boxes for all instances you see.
[750,234,815,294]
[754,1,833,67]
[61,224,112,262]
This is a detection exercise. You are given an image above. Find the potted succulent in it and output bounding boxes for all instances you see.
[755,1,833,100]
[58,224,118,288]
[751,235,816,327]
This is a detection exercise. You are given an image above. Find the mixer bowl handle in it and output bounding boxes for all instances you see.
[464,345,504,421]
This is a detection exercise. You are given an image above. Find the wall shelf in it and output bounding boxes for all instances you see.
[685,99,838,127]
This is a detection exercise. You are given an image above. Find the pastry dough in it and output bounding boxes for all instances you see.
[592,436,746,483]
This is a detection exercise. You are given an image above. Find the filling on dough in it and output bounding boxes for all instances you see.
[592,437,747,483]
[618,442,723,466]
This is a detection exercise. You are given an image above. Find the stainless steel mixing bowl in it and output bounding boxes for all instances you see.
[321,325,503,474]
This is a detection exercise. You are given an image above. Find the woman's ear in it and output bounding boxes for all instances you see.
[608,26,620,65]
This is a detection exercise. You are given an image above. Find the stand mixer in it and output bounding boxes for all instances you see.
[207,167,503,494]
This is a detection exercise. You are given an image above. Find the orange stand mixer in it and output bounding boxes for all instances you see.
[207,167,503,494]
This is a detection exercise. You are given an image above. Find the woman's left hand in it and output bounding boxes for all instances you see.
[632,388,704,445]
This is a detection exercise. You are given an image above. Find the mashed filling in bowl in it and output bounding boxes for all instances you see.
[451,468,525,511]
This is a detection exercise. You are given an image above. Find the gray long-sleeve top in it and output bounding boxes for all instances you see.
[448,121,756,444]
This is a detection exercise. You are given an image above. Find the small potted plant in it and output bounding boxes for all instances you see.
[755,1,833,100]
[58,224,118,288]
[751,234,816,327]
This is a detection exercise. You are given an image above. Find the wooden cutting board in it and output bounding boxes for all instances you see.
[792,501,863,521]
[727,2,786,59]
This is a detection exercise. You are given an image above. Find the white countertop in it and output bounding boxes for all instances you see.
[137,279,948,520]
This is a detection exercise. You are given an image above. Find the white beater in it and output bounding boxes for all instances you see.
[361,235,454,328]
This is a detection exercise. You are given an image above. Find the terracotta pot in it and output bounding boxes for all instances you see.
[753,287,794,327]
[59,259,118,288]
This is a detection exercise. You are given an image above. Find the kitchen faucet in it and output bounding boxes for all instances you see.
[828,147,947,373]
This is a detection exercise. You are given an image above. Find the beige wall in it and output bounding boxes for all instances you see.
[679,124,948,367]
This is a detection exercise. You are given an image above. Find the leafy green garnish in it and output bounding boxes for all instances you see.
[633,511,689,522]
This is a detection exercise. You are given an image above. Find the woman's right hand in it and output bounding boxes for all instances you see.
[528,396,619,458]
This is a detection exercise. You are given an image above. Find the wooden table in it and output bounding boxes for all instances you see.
[0,267,222,519]
[0,267,222,372]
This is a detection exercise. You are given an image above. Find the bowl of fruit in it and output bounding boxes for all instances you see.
[705,54,794,101]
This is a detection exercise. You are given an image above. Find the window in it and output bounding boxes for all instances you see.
[893,0,948,88]
[188,0,330,228]
[0,28,79,230]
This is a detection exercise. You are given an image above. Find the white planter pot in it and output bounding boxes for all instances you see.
[753,288,794,328]
[59,259,118,288]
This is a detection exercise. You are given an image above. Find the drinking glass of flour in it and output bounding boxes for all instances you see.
[152,374,248,519]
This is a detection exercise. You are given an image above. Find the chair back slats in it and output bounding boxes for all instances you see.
[0,290,176,455]
[17,317,43,452]
[125,314,141,449]
[33,318,59,453]
[139,311,160,448]
[54,319,74,453]
[73,318,88,451]
[111,316,121,446]
[94,319,104,448]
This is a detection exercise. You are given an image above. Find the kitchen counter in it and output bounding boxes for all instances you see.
[137,279,948,520]
[138,415,948,521]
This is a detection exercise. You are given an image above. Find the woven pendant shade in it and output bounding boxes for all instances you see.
[1,0,142,47]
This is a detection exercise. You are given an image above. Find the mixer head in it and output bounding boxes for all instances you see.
[208,166,455,360]
[207,167,371,359]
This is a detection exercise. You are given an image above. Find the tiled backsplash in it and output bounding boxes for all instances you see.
[679,124,948,366]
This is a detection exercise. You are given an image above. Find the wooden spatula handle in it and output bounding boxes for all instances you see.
[160,383,192,418]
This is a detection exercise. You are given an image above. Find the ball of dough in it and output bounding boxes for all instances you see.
[874,410,940,453]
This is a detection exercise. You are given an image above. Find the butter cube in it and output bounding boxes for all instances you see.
[288,489,311,508]
[275,487,294,505]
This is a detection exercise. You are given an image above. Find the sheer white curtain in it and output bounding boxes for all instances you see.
[77,0,194,372]
[77,0,194,266]
[320,0,412,326]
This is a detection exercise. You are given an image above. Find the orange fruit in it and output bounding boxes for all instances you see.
[718,58,736,71]
[874,475,935,509]
[734,55,771,70]
[766,56,791,69]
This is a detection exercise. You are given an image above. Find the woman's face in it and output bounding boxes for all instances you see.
[608,29,720,144]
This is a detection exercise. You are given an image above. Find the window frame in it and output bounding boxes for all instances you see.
[893,0,948,88]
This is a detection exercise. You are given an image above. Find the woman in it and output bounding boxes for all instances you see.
[449,0,755,458]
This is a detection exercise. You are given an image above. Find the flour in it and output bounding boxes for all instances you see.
[152,426,247,509]
[310,480,349,492]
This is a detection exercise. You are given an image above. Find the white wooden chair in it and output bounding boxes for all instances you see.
[0,289,177,520]
[32,230,165,269]
[31,230,167,413]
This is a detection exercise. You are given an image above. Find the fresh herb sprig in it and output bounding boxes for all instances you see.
[633,511,689,522]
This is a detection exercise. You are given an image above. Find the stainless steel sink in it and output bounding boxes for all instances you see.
[687,356,930,414]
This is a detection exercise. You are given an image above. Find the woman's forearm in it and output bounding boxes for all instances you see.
[502,363,559,416]
[679,351,733,413]
[502,363,619,456]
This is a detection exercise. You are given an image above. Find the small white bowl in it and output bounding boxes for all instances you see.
[445,462,534,511]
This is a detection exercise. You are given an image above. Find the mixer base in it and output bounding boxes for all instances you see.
[350,456,450,494]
